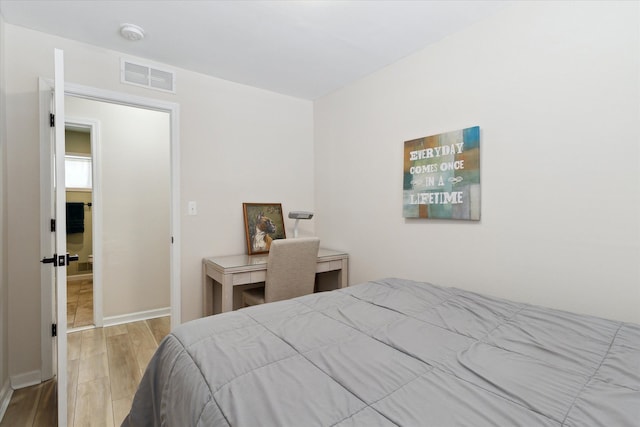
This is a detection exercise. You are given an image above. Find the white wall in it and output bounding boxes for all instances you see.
[0,11,12,411]
[315,1,640,323]
[65,97,171,318]
[4,25,313,380]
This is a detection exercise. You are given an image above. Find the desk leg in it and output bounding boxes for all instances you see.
[203,264,213,316]
[338,258,349,288]
[221,274,234,313]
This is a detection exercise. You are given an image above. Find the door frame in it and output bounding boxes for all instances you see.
[39,80,181,379]
[65,117,103,328]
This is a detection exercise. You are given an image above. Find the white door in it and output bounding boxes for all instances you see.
[53,49,69,426]
[41,49,70,426]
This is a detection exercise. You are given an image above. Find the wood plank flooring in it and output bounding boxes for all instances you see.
[0,317,170,427]
[67,279,94,329]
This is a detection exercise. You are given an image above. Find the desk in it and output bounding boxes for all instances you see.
[203,248,349,316]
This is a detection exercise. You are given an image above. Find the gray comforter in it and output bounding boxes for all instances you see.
[123,278,640,426]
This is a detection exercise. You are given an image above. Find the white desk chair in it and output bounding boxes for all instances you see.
[242,237,320,306]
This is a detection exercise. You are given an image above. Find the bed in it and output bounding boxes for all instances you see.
[122,278,640,426]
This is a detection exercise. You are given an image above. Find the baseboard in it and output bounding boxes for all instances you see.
[0,379,13,422]
[103,307,171,327]
[9,370,41,389]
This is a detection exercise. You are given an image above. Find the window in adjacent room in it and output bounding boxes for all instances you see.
[65,154,92,190]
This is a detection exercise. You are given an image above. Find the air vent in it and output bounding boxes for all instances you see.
[121,59,175,93]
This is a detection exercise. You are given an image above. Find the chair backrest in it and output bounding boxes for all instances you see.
[264,237,320,303]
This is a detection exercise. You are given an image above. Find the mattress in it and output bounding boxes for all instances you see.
[122,278,640,426]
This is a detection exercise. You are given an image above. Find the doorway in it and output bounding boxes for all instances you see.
[65,123,95,330]
[40,80,181,387]
[64,94,175,327]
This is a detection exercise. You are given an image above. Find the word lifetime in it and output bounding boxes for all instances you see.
[409,142,464,160]
[409,191,464,205]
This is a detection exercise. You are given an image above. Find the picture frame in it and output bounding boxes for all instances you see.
[242,203,287,255]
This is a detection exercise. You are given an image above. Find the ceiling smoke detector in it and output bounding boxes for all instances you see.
[120,24,145,41]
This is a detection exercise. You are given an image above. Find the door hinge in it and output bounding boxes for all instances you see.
[51,323,57,337]
[49,113,55,127]
[50,218,56,232]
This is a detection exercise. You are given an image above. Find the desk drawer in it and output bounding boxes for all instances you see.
[232,272,252,285]
[316,260,342,273]
[251,270,266,283]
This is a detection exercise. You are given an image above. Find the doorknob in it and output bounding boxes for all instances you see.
[40,254,78,266]
[41,255,57,266]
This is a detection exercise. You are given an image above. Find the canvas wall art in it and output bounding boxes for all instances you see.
[403,126,480,220]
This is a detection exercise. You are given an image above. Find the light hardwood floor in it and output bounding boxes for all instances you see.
[67,278,94,329]
[0,317,171,427]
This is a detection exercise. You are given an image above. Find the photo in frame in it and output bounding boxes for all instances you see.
[242,203,287,255]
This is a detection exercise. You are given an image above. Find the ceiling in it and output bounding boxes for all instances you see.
[0,0,510,100]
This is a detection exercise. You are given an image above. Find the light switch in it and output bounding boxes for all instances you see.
[188,201,197,216]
